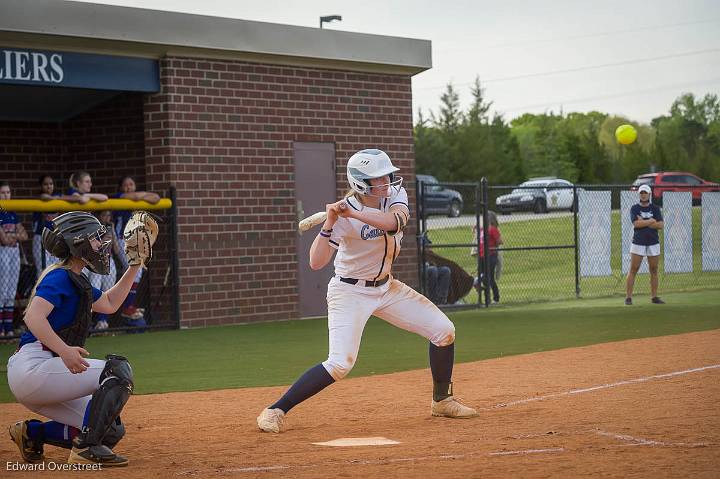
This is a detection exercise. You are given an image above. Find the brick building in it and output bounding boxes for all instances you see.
[0,0,431,326]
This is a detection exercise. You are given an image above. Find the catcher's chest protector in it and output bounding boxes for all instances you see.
[55,271,94,348]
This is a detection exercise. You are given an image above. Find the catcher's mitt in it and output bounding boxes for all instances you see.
[123,211,159,267]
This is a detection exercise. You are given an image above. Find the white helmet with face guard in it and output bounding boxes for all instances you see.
[346,149,402,197]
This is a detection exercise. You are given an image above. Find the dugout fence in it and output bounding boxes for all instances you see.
[0,187,180,340]
[417,179,720,308]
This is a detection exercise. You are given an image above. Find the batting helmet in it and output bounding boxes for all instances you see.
[346,149,402,196]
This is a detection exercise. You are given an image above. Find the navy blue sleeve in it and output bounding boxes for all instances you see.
[654,205,663,221]
[629,204,640,224]
[92,287,102,302]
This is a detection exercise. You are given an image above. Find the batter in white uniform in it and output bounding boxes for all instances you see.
[257,149,478,433]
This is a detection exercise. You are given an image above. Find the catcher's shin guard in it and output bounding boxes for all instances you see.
[76,355,133,448]
[102,417,126,449]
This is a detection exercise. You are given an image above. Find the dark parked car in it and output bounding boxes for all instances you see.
[632,171,720,205]
[417,174,464,217]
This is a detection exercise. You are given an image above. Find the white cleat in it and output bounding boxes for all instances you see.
[257,408,286,433]
[431,396,479,418]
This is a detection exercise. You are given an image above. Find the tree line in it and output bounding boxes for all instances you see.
[414,78,720,185]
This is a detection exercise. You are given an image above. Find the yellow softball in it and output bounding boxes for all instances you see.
[615,124,637,145]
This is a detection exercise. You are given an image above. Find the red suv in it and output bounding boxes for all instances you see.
[632,172,720,205]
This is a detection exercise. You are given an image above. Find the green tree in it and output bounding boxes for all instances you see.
[510,113,579,181]
[652,93,720,180]
[415,108,451,180]
[414,81,523,185]
[433,83,463,132]
[415,81,719,187]
[560,112,608,183]
[467,77,492,125]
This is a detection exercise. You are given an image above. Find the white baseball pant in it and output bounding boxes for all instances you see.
[7,342,106,428]
[322,276,455,380]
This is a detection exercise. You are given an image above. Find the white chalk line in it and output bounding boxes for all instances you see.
[489,448,565,456]
[491,364,720,409]
[595,429,710,448]
[229,465,291,472]
[224,448,564,473]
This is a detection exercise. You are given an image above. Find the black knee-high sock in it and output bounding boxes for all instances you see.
[270,364,335,413]
[429,342,455,401]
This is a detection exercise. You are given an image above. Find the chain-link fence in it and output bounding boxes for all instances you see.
[0,188,179,340]
[418,179,720,307]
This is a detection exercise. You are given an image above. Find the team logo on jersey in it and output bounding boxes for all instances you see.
[360,224,385,240]
[639,210,654,219]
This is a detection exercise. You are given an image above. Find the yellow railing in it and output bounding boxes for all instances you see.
[0,198,173,213]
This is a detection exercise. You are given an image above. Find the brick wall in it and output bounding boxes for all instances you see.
[64,93,147,194]
[0,122,64,199]
[0,93,147,197]
[145,57,418,327]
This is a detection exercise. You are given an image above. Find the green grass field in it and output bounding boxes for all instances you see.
[427,208,719,304]
[1,290,718,404]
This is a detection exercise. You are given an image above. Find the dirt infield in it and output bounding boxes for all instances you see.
[2,330,719,478]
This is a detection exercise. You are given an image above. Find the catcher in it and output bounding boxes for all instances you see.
[6,210,157,466]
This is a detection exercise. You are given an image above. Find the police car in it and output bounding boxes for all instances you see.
[496,177,577,214]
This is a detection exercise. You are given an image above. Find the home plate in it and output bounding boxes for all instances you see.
[312,437,401,447]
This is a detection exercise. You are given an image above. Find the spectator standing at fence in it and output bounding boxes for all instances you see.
[0,182,29,336]
[625,184,664,305]
[86,211,120,330]
[33,175,83,276]
[68,171,109,204]
[111,176,160,326]
[473,211,503,303]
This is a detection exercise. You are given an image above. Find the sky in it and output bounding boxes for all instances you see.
[71,0,720,125]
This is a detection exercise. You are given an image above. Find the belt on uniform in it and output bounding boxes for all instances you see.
[15,343,58,357]
[41,344,59,356]
[340,276,390,287]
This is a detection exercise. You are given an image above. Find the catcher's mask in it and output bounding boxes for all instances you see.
[42,211,112,275]
[346,149,403,197]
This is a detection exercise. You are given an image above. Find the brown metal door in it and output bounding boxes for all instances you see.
[294,142,336,317]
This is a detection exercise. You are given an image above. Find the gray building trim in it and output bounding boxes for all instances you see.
[0,0,432,75]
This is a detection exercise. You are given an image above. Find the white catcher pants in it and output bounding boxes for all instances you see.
[321,276,455,381]
[7,342,106,428]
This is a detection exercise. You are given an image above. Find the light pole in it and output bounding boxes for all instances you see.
[320,15,342,29]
